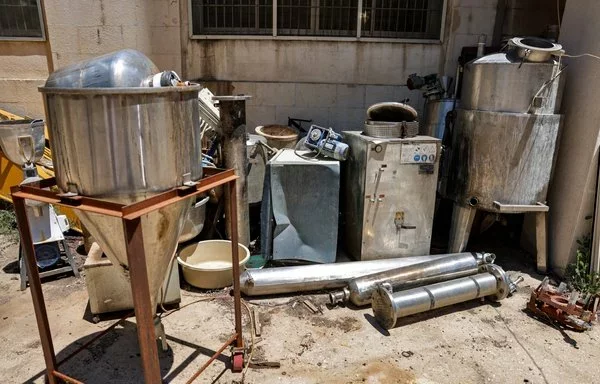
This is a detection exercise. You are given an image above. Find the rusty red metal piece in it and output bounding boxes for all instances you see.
[12,168,245,383]
[527,277,598,331]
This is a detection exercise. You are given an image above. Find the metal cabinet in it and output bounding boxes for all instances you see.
[342,132,440,260]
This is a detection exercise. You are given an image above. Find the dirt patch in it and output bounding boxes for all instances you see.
[310,316,361,333]
[358,361,416,384]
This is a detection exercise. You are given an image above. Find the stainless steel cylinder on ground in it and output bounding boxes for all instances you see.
[215,95,251,246]
[240,255,451,296]
[372,264,519,329]
[329,252,495,307]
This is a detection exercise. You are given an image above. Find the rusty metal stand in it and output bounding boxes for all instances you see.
[11,168,245,384]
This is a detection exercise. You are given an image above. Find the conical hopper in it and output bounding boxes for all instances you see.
[77,198,189,311]
[40,54,203,312]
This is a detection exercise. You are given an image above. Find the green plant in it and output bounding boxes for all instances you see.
[566,234,600,295]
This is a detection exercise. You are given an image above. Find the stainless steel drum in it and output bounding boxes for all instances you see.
[40,78,202,311]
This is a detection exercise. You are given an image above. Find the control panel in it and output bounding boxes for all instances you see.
[400,143,437,164]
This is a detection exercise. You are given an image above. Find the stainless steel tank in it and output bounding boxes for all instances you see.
[40,53,202,311]
[422,98,455,139]
[447,46,564,212]
[446,39,564,254]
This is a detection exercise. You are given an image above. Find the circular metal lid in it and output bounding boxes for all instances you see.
[367,102,418,122]
[371,285,397,330]
[510,37,562,54]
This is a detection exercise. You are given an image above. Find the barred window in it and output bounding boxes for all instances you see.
[361,0,444,39]
[277,0,358,37]
[190,0,444,40]
[0,0,44,40]
[191,0,273,36]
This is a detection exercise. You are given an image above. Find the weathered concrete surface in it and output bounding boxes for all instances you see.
[1,234,599,384]
[546,0,600,276]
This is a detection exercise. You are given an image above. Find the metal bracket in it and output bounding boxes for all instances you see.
[492,201,549,213]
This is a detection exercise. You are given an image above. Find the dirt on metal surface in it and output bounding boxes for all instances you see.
[1,233,600,383]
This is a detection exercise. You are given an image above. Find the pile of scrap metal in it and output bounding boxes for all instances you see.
[527,277,599,331]
[241,252,522,329]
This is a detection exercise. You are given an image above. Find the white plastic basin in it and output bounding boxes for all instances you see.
[177,240,250,289]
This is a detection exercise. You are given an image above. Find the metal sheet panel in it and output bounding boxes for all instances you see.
[267,150,340,263]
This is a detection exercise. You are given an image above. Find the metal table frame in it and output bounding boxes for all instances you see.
[11,168,245,384]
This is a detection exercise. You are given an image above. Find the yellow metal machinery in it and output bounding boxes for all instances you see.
[0,108,81,232]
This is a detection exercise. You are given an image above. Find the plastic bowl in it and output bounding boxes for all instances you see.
[255,124,298,149]
[177,240,250,289]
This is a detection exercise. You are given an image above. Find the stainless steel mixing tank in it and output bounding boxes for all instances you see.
[40,55,202,311]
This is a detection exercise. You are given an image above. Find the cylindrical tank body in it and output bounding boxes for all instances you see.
[372,264,513,329]
[422,98,456,139]
[460,53,562,114]
[329,252,494,306]
[446,50,563,212]
[447,110,562,211]
[240,254,451,296]
[40,79,202,311]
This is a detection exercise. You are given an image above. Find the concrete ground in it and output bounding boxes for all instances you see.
[1,233,599,384]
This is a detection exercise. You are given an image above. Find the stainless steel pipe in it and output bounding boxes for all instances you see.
[329,252,494,307]
[372,264,520,329]
[240,255,452,296]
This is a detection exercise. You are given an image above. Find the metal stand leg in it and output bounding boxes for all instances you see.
[13,197,58,384]
[19,244,27,291]
[448,203,476,253]
[61,239,80,278]
[122,217,162,384]
[228,180,245,372]
[535,211,548,274]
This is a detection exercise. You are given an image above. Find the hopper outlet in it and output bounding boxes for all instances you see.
[77,198,189,312]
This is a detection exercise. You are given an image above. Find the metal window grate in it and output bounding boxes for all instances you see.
[191,0,273,35]
[361,0,444,39]
[0,0,43,39]
[189,0,444,40]
[277,0,358,37]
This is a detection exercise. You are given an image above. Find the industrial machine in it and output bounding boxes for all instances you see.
[445,37,564,273]
[0,119,77,290]
[342,131,440,260]
[303,125,349,161]
[40,50,202,315]
[262,149,340,263]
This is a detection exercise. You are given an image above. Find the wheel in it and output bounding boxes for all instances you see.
[232,352,244,372]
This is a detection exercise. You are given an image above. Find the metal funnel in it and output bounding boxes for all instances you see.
[0,119,45,167]
[40,56,202,311]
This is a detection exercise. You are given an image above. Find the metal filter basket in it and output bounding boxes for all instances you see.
[363,120,419,138]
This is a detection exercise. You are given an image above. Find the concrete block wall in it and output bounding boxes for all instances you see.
[44,0,182,73]
[230,81,426,132]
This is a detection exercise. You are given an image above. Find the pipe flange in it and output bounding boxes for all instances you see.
[485,264,511,301]
[372,285,398,330]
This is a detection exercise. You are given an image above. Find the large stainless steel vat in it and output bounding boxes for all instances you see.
[40,80,202,310]
[446,40,564,255]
